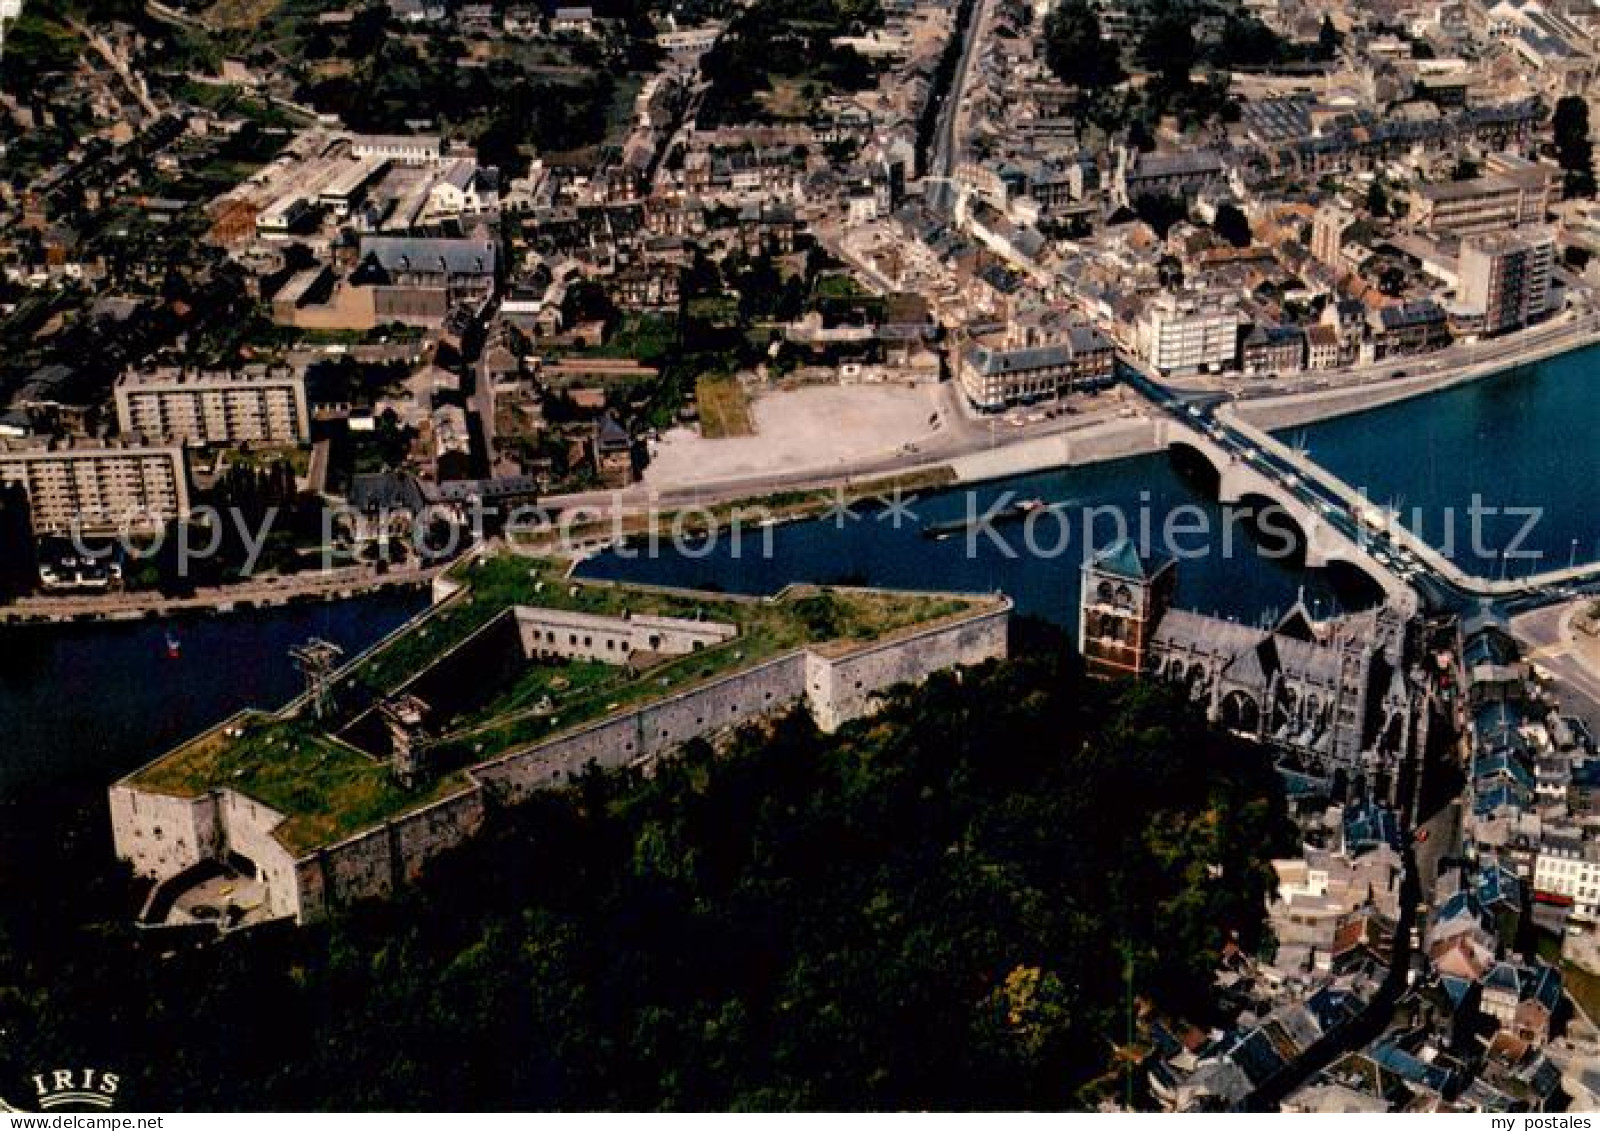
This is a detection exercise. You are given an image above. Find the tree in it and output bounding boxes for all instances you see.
[0,644,1294,1110]
[1213,15,1284,67]
[1134,191,1188,238]
[1138,10,1196,87]
[1366,178,1391,219]
[1316,14,1339,61]
[1042,0,1123,91]
[1213,203,1251,248]
[1554,95,1596,199]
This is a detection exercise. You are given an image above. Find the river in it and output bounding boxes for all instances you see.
[1295,344,1600,578]
[0,592,426,915]
[578,454,1373,633]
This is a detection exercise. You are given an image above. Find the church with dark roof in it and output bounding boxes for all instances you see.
[1079,539,1426,799]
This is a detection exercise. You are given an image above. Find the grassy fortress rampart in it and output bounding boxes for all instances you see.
[110,552,1010,925]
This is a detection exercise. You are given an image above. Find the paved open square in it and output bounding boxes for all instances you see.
[643,384,947,488]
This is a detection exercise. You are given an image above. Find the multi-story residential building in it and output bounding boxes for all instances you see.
[1534,833,1600,922]
[114,366,311,445]
[1410,171,1550,237]
[956,325,1114,411]
[0,440,189,534]
[1459,228,1554,335]
[1306,323,1342,370]
[1311,203,1357,269]
[1136,293,1242,376]
[1370,299,1451,356]
[1242,325,1305,375]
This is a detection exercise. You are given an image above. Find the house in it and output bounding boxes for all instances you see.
[1242,325,1305,375]
[1306,323,1341,371]
[551,6,595,35]
[1370,300,1450,357]
[427,160,496,220]
[1481,960,1563,1043]
[592,413,633,485]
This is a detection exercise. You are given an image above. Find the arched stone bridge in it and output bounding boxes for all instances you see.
[1153,418,1420,614]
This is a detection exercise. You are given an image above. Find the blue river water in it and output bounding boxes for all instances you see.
[579,456,1371,632]
[0,592,426,799]
[1295,345,1600,578]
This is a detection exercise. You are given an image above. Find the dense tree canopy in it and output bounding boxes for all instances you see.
[1554,95,1596,200]
[0,636,1292,1110]
[1213,203,1252,248]
[1042,0,1123,91]
[1137,9,1198,87]
[1211,15,1286,68]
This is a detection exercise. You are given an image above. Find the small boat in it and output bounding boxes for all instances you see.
[165,631,181,659]
[921,498,1051,540]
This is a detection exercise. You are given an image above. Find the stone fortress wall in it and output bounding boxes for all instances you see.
[108,783,222,885]
[111,591,1010,925]
[109,715,307,923]
[293,787,489,923]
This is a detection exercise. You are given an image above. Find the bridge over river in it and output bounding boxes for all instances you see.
[1123,364,1600,619]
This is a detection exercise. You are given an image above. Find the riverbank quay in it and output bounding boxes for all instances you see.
[547,318,1600,522]
[1231,311,1600,430]
[0,562,439,626]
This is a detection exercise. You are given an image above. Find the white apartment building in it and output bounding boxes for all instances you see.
[1137,294,1242,376]
[349,133,446,166]
[115,366,311,445]
[0,441,190,534]
[1459,228,1554,336]
[1534,835,1600,923]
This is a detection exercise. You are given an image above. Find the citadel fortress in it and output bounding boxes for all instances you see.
[109,552,1011,926]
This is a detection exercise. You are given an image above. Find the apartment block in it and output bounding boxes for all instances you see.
[1534,835,1600,923]
[115,366,311,445]
[1411,171,1550,237]
[1311,203,1356,269]
[1459,229,1554,335]
[1136,293,1242,376]
[956,326,1114,411]
[0,441,190,534]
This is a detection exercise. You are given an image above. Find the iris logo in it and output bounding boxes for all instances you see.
[31,1069,121,1110]
[0,1068,120,1112]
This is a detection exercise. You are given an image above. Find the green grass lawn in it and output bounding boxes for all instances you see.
[695,375,755,438]
[131,713,472,855]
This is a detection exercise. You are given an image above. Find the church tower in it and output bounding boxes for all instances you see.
[1079,539,1176,678]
